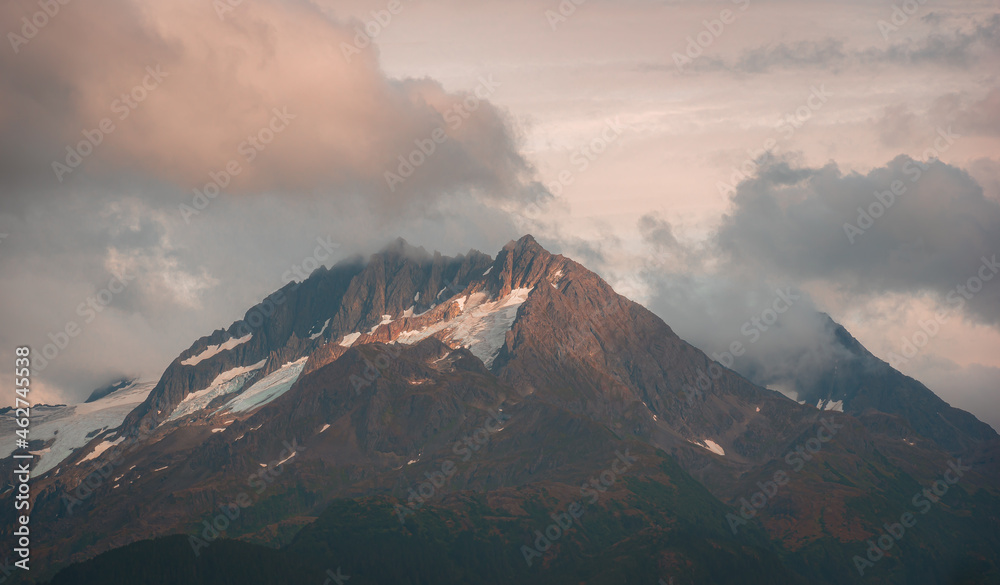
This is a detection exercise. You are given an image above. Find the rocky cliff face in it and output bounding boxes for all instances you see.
[119,242,491,438]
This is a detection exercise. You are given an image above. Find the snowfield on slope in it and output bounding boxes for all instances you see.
[167,360,267,421]
[221,357,308,413]
[0,380,155,477]
[395,287,532,368]
[181,334,253,366]
[816,399,844,412]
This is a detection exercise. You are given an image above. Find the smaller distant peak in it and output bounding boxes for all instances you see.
[85,377,139,403]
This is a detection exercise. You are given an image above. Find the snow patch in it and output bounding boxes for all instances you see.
[277,451,296,466]
[153,465,168,472]
[222,357,308,413]
[181,334,253,366]
[702,439,726,457]
[816,399,844,412]
[168,360,267,421]
[309,319,331,340]
[482,266,492,276]
[369,315,393,334]
[77,435,125,464]
[339,332,362,347]
[395,288,533,368]
[395,328,427,343]
[319,424,330,433]
[448,288,531,367]
[0,381,154,477]
[211,428,226,433]
[690,438,725,456]
[755,406,760,412]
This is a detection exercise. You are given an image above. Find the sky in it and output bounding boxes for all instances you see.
[0,0,997,429]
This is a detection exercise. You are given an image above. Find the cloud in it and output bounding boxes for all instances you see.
[873,104,921,148]
[626,213,848,401]
[733,38,848,73]
[0,0,546,214]
[600,153,1000,406]
[954,88,1000,137]
[0,0,552,404]
[870,85,1000,152]
[715,156,1000,328]
[646,14,1000,74]
[866,13,1000,67]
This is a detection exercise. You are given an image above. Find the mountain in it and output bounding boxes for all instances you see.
[0,379,155,478]
[5,235,999,584]
[787,316,998,455]
[84,377,140,403]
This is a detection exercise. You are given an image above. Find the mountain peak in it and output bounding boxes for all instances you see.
[503,234,543,253]
[377,237,429,260]
[488,235,560,297]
